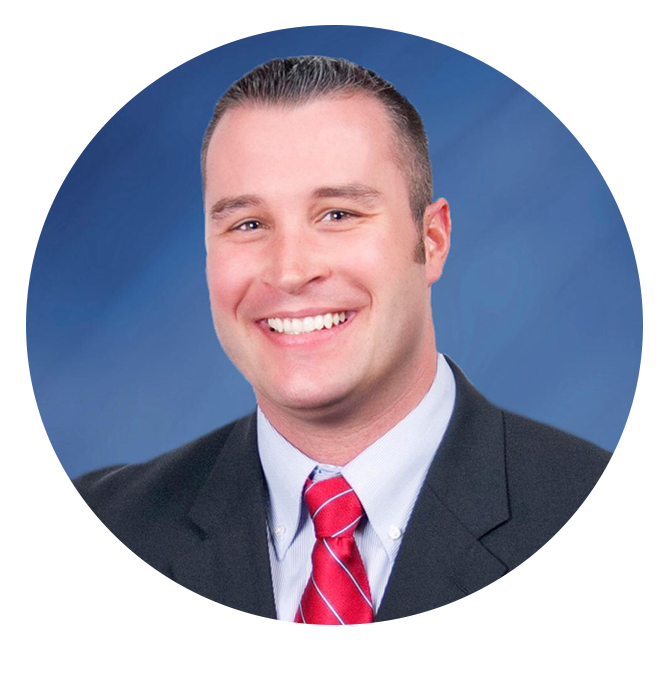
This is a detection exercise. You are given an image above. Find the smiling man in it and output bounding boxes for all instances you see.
[204,89,449,465]
[75,56,611,624]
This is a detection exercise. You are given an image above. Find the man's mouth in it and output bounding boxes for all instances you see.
[265,311,351,336]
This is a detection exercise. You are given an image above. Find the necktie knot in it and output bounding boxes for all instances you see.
[303,475,363,539]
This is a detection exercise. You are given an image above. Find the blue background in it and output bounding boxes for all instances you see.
[27,26,642,478]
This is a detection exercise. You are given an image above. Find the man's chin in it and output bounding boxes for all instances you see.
[256,382,358,421]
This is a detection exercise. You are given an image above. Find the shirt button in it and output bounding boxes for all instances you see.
[388,525,402,540]
[274,525,286,538]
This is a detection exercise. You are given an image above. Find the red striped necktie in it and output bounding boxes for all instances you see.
[295,475,374,625]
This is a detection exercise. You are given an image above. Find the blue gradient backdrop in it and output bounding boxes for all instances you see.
[27,27,642,478]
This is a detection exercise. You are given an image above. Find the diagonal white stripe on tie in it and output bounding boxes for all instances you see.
[311,574,345,624]
[323,538,373,608]
[311,488,354,519]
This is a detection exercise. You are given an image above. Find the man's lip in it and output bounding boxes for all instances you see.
[255,308,356,321]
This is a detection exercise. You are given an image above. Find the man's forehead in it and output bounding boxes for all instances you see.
[204,93,405,197]
[209,92,397,151]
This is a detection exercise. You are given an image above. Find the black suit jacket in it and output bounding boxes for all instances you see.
[75,360,611,621]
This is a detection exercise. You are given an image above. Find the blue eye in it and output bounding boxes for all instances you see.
[234,220,262,232]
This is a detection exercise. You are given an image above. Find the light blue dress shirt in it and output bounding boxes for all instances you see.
[257,354,456,621]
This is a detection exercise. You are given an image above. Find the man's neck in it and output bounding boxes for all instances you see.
[257,352,440,466]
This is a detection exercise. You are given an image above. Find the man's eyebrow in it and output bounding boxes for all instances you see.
[311,184,382,205]
[208,184,381,219]
[209,194,265,219]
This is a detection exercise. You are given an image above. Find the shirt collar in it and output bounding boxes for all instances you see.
[257,354,456,561]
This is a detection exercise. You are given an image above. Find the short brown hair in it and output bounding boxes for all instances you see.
[202,56,433,262]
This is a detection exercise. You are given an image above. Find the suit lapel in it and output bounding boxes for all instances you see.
[171,414,277,619]
[376,359,510,621]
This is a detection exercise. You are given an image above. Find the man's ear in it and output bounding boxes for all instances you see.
[423,198,451,285]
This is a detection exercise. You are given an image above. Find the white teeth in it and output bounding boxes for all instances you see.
[267,312,350,335]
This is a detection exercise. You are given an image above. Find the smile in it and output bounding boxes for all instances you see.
[266,312,350,335]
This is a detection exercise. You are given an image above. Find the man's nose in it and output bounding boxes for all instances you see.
[262,229,329,294]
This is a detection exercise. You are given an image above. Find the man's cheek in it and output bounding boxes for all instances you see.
[207,260,248,311]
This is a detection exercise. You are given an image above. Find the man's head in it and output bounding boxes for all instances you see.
[202,56,433,263]
[203,57,450,429]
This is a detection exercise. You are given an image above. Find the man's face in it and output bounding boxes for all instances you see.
[204,94,448,420]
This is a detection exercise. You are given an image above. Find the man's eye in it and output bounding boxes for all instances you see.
[230,213,355,231]
[233,220,262,232]
[322,210,354,222]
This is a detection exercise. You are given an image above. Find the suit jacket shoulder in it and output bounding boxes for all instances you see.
[75,421,240,511]
[503,409,610,497]
[28,416,274,624]
[480,410,643,624]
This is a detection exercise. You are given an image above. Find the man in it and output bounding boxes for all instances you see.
[75,56,610,624]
